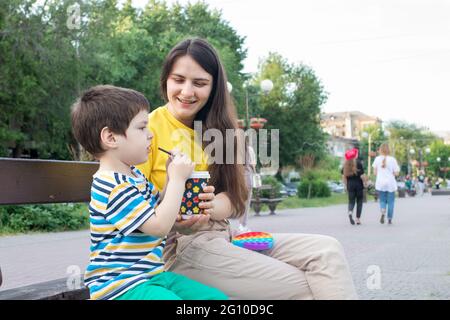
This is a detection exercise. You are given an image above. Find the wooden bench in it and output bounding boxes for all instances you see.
[0,157,98,300]
[251,185,283,216]
[431,189,450,196]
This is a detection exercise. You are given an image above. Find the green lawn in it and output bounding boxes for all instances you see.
[0,203,89,236]
[253,193,376,212]
[278,193,349,209]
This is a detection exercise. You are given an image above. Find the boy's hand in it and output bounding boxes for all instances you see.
[167,152,194,182]
[164,147,180,176]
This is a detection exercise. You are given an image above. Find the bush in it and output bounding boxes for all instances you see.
[298,180,331,199]
[260,175,283,197]
[0,203,89,234]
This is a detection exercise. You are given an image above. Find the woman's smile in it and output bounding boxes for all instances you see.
[177,97,199,108]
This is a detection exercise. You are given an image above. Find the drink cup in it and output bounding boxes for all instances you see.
[180,171,210,219]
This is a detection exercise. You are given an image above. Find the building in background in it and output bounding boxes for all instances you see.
[326,135,359,158]
[321,111,381,158]
[434,131,450,145]
[321,111,382,140]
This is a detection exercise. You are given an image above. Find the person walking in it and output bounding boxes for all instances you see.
[342,148,365,225]
[372,143,400,225]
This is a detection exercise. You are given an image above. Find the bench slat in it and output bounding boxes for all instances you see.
[0,158,98,205]
[0,278,89,300]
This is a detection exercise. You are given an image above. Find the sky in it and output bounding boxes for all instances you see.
[131,0,450,132]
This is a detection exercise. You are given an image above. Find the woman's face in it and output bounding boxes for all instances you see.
[166,55,213,127]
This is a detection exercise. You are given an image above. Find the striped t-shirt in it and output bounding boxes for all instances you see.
[84,166,165,300]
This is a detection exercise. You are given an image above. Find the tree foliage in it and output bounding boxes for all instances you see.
[0,0,247,159]
[247,53,328,169]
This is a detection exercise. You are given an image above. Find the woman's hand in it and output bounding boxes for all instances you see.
[198,185,215,216]
[174,213,210,235]
[172,185,215,235]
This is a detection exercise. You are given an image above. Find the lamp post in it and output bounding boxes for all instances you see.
[362,128,381,178]
[447,157,450,180]
[243,79,273,129]
[418,147,431,172]
[437,157,441,177]
[408,147,415,176]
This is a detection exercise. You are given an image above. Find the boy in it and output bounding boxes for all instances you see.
[71,85,227,300]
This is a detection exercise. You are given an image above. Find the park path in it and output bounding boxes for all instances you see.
[1,194,449,299]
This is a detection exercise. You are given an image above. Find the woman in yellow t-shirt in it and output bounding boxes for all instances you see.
[137,38,357,299]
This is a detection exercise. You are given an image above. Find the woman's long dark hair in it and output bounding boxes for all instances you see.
[160,38,248,218]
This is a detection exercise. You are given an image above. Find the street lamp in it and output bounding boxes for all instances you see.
[362,131,371,176]
[436,157,441,178]
[362,129,380,177]
[418,147,431,172]
[243,79,273,129]
[408,148,415,176]
[260,79,274,94]
[227,81,233,93]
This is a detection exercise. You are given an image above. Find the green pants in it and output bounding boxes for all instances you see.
[114,271,228,300]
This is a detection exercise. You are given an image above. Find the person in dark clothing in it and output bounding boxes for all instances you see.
[342,148,365,225]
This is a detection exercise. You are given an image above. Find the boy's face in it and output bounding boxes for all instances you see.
[116,109,152,166]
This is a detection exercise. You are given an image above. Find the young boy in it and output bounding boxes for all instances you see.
[71,85,227,300]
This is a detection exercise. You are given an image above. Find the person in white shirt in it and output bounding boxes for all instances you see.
[372,143,400,224]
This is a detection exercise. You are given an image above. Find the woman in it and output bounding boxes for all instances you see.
[137,38,357,299]
[372,143,400,224]
[342,148,365,225]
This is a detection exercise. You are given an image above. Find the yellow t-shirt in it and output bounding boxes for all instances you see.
[136,105,209,191]
[137,105,231,269]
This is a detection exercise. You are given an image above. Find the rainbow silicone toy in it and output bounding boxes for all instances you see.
[231,231,274,251]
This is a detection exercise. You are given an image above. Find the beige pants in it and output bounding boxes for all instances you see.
[168,230,358,300]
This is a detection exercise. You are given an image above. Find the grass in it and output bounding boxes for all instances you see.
[278,193,348,209]
[253,193,376,212]
[0,203,89,237]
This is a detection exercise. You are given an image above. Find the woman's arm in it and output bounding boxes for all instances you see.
[209,192,234,220]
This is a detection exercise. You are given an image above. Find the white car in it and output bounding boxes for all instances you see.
[327,181,345,193]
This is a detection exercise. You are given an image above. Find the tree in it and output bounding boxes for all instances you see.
[0,0,248,160]
[358,123,386,174]
[249,53,328,170]
[0,0,80,158]
[426,140,450,178]
[384,121,439,175]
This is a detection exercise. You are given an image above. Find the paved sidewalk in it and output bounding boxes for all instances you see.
[1,194,449,299]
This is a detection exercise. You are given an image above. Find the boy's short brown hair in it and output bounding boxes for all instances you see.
[71,85,149,157]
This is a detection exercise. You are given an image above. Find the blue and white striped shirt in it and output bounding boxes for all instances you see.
[84,166,164,300]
